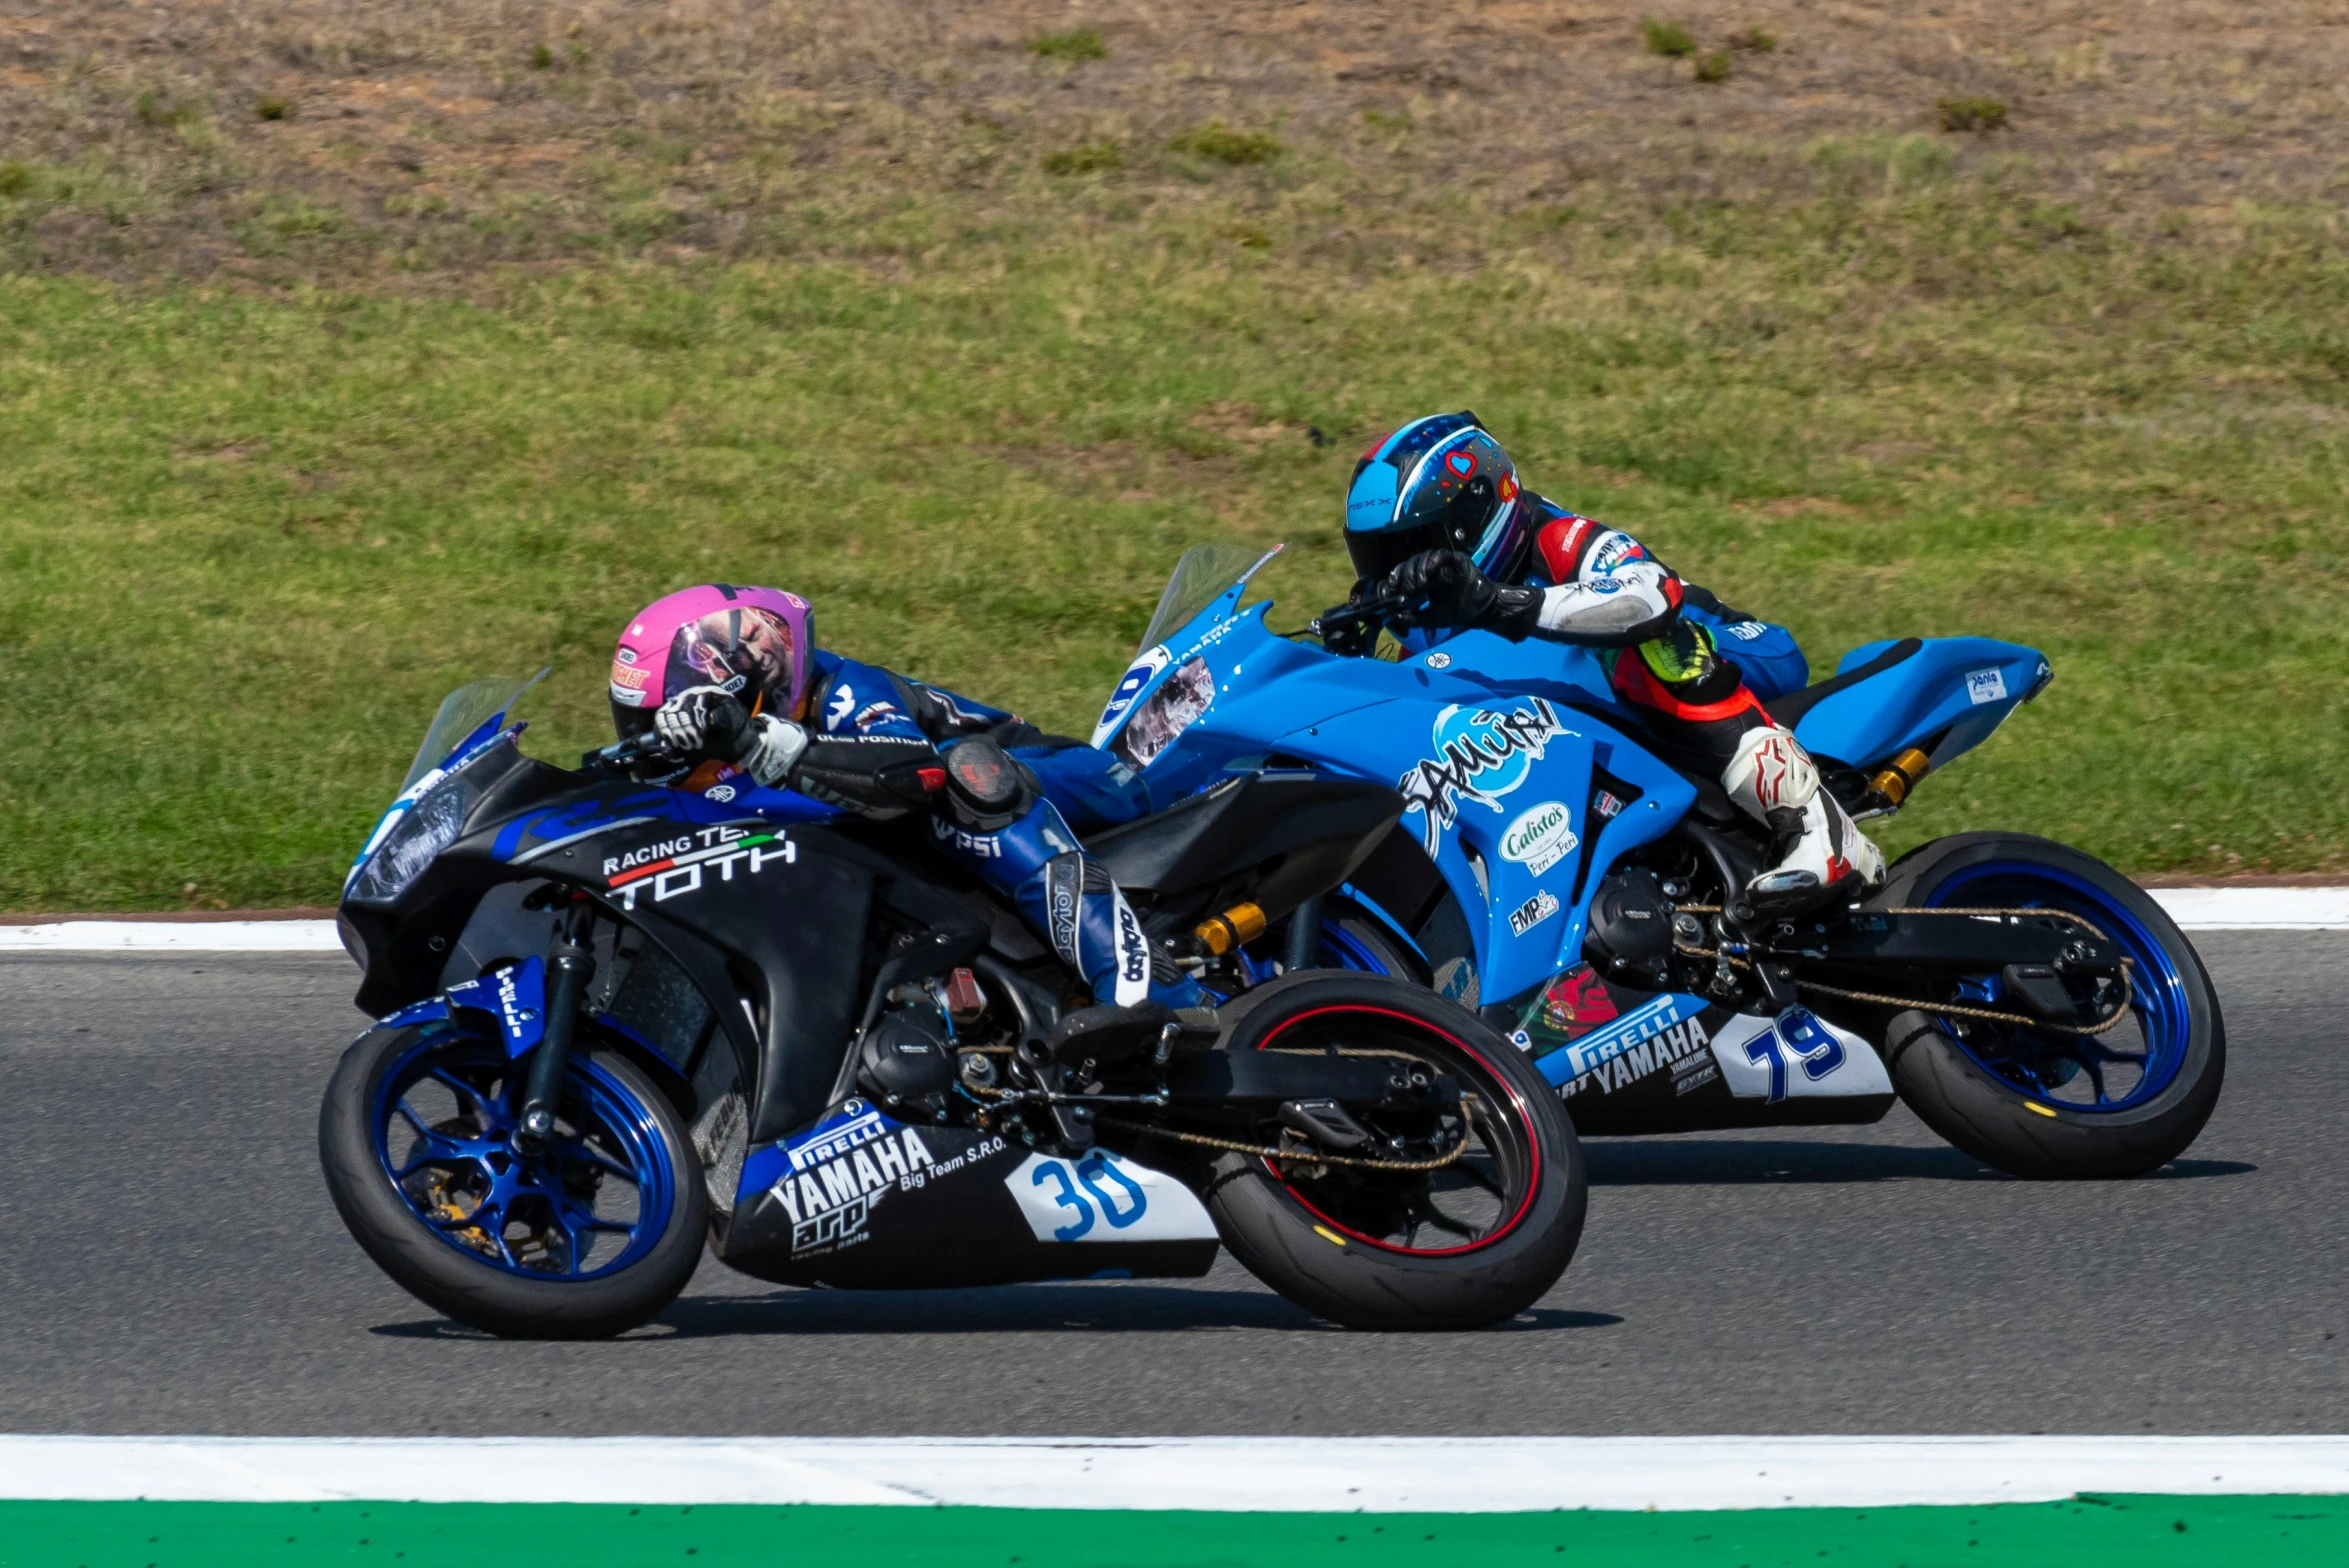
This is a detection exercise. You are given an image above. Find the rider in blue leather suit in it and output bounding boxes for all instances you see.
[609,584,1203,1017]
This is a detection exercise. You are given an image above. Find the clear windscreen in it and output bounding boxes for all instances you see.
[399,668,550,793]
[1137,542,1284,653]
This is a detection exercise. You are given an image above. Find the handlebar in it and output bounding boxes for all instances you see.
[584,693,747,775]
[1309,592,1413,644]
[583,732,682,775]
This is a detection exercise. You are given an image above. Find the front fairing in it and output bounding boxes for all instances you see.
[341,734,847,1013]
[1098,572,1693,1006]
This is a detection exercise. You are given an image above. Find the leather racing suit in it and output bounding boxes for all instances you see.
[676,648,1203,1012]
[1383,500,1885,908]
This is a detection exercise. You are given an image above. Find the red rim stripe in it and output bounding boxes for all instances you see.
[1255,1003,1541,1257]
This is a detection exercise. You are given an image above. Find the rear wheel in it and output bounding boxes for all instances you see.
[1872,833,2225,1179]
[319,1022,707,1338]
[1314,900,1428,982]
[1200,972,1584,1330]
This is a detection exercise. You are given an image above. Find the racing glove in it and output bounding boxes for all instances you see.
[734,714,809,787]
[652,685,808,787]
[653,685,751,755]
[1380,550,1542,641]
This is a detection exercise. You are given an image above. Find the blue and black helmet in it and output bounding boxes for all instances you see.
[1343,411,1529,586]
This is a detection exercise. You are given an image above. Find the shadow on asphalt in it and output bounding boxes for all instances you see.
[370,1287,1624,1340]
[1584,1139,2256,1186]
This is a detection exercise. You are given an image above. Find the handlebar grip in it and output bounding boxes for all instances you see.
[701,698,749,757]
[586,733,680,772]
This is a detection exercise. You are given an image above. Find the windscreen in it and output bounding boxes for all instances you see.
[398,668,550,793]
[1137,543,1284,654]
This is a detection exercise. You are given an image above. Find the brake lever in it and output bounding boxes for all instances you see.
[583,734,682,774]
[1307,593,1413,644]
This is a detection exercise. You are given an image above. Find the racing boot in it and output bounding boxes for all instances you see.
[927,736,1206,1015]
[1016,849,1207,1013]
[1722,725,1886,915]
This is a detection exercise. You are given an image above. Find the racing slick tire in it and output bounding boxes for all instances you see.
[1872,833,2225,1180]
[1198,972,1584,1330]
[320,1022,708,1339]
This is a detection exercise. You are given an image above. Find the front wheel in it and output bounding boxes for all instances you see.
[1199,972,1585,1330]
[1871,832,2225,1179]
[318,1022,708,1338]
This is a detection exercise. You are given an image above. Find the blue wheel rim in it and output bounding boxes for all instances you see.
[1921,859,2194,1114]
[1229,919,1399,987]
[370,1032,680,1280]
[1318,919,1399,976]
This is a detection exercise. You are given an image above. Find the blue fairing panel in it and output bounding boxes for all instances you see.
[444,957,549,1058]
[1792,637,2050,773]
[1262,692,1694,1006]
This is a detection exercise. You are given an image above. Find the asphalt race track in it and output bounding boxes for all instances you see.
[2,936,2341,1438]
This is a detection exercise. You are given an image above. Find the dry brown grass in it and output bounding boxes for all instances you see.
[3,1,2345,284]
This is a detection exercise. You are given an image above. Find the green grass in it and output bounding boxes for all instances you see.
[3,158,2348,908]
[1028,28,1107,63]
[1642,19,1699,58]
[1170,120,1283,166]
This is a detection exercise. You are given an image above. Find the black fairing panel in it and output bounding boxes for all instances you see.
[347,749,1014,1146]
[343,742,576,1016]
[1088,772,1405,915]
[720,1117,1218,1288]
[520,816,879,1143]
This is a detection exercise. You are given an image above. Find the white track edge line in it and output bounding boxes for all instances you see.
[0,920,346,952]
[3,888,2346,951]
[1,1435,2346,1510]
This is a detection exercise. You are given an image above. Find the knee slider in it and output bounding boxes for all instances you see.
[942,735,1037,831]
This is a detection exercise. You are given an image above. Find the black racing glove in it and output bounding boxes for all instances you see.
[650,685,810,785]
[1379,549,1542,640]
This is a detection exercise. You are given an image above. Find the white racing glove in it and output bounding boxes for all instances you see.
[652,685,743,754]
[734,713,808,787]
[652,685,807,787]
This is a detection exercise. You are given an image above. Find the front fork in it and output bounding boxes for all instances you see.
[514,898,596,1155]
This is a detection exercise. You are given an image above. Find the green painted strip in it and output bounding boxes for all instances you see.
[2,1496,2344,1567]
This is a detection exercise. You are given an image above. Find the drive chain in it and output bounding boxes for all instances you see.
[963,1067,1481,1172]
[1093,1110,1480,1173]
[1671,904,2137,1036]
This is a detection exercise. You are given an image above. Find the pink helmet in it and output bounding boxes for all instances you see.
[609,584,816,740]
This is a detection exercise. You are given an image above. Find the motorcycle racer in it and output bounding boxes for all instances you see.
[1339,411,1884,913]
[608,584,1203,1014]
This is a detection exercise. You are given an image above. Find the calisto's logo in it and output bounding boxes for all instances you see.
[1115,897,1149,996]
[1499,799,1579,875]
[1397,700,1571,852]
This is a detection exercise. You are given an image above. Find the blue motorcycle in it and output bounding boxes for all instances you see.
[1083,544,2224,1180]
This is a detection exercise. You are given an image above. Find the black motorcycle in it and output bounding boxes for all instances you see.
[318,676,1585,1338]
